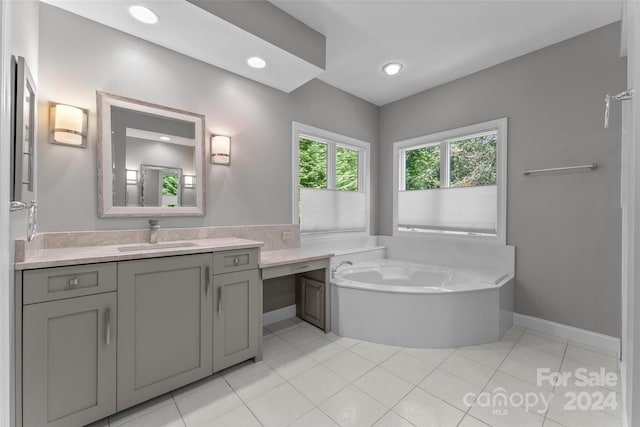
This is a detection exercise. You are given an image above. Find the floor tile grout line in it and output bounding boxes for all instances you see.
[290,344,415,418]
[284,404,321,426]
[218,374,266,426]
[542,340,569,427]
[284,366,348,407]
[349,340,403,361]
[458,326,526,424]
[169,394,188,427]
[285,331,437,425]
[378,345,461,427]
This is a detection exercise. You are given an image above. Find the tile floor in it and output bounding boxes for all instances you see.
[92,318,623,427]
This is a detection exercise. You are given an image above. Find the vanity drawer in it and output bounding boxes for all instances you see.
[261,259,329,280]
[23,263,117,305]
[213,248,259,275]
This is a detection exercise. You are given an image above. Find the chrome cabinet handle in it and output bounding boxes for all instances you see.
[68,278,79,288]
[105,308,111,346]
[292,264,310,271]
[604,89,634,128]
[217,286,222,316]
[9,201,28,212]
[234,257,240,265]
[205,266,210,297]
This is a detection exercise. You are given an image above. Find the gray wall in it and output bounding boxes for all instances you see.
[378,23,625,337]
[36,4,378,231]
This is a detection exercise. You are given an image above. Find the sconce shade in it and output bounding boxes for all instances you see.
[211,135,230,165]
[126,169,138,185]
[50,103,88,147]
[183,175,196,188]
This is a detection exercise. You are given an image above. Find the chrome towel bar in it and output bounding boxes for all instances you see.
[522,163,597,176]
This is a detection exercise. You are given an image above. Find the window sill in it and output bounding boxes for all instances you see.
[393,229,506,245]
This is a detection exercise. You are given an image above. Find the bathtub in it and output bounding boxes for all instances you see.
[331,259,514,348]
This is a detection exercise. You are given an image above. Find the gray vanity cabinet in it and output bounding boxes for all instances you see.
[117,254,213,410]
[22,292,117,427]
[213,269,261,372]
[299,276,325,329]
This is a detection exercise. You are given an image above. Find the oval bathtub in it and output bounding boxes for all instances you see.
[331,259,514,348]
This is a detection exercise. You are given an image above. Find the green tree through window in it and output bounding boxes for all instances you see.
[336,147,359,191]
[162,175,178,196]
[404,133,496,190]
[450,134,496,187]
[405,145,441,190]
[299,138,327,189]
[299,139,360,191]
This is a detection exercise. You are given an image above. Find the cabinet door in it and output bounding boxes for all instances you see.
[300,277,324,329]
[117,254,213,410]
[22,292,116,427]
[213,269,261,372]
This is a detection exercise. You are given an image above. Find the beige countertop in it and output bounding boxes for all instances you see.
[15,238,264,270]
[260,248,334,269]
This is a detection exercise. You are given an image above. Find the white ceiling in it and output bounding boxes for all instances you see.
[40,0,324,93]
[271,0,623,106]
[42,0,622,106]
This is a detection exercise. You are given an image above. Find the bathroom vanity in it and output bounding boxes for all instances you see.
[260,249,333,332]
[14,238,264,427]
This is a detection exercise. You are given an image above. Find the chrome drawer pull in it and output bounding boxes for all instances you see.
[68,278,79,288]
[105,308,111,346]
[217,286,222,315]
[205,266,210,297]
[292,264,310,271]
[234,257,240,265]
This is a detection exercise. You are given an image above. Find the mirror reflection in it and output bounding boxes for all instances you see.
[112,107,196,208]
[97,91,205,217]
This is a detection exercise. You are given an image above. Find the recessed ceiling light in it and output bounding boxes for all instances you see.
[247,57,267,69]
[159,136,171,141]
[129,5,158,24]
[382,62,403,76]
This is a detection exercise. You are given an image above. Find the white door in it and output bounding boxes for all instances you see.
[0,2,13,427]
[621,1,640,425]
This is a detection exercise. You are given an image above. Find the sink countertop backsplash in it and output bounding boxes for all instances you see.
[15,224,300,269]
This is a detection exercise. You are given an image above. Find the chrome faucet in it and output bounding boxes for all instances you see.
[148,219,160,244]
[331,261,353,279]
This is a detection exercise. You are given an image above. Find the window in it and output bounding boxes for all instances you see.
[402,131,497,191]
[293,122,370,234]
[394,118,507,242]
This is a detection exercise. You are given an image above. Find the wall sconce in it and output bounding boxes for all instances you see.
[126,169,138,185]
[183,175,196,189]
[211,135,230,165]
[49,102,88,147]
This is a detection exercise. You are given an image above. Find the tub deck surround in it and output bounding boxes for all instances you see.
[331,259,514,348]
[259,247,335,269]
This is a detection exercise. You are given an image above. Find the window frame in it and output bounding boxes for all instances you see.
[392,117,508,244]
[292,121,371,236]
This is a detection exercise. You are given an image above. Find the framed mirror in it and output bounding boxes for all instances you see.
[11,56,37,204]
[97,91,206,217]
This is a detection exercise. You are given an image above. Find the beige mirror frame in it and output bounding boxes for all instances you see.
[97,91,206,217]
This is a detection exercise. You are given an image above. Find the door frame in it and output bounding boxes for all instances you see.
[0,1,13,426]
[621,2,640,426]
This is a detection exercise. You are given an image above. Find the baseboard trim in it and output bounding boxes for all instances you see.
[513,313,620,355]
[263,305,297,326]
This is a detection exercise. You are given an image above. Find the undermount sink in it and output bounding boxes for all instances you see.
[117,242,199,252]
